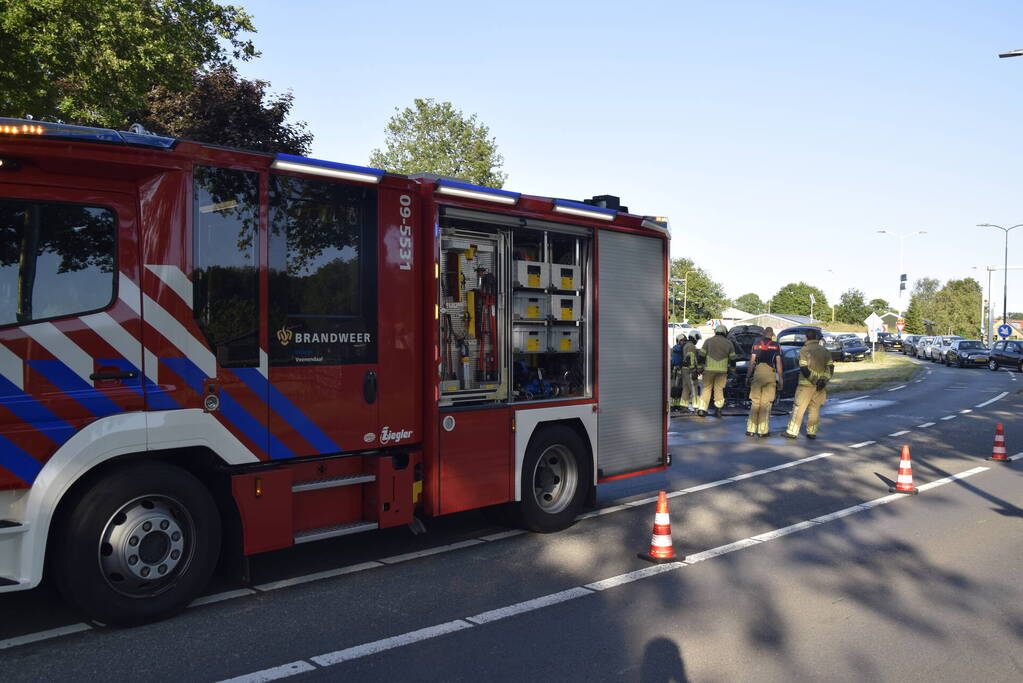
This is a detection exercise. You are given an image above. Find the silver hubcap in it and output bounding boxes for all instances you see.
[98,495,194,598]
[531,445,578,514]
[990,361,996,370]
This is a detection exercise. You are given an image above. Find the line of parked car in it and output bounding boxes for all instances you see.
[899,333,1023,371]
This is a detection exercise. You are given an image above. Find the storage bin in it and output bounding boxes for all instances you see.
[513,326,545,353]
[549,264,581,291]
[549,294,581,322]
[513,292,549,320]
[548,327,581,353]
[513,261,548,289]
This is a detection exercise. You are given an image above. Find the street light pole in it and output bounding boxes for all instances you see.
[977,224,1023,327]
[682,270,694,323]
[877,230,926,316]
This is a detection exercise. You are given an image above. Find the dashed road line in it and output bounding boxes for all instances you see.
[839,395,870,403]
[217,465,992,682]
[918,422,935,428]
[940,415,957,421]
[976,392,1009,408]
[849,441,876,449]
[189,588,257,607]
[889,430,910,437]
[0,623,92,651]
[960,409,972,414]
[1010,452,1023,461]
[887,385,907,392]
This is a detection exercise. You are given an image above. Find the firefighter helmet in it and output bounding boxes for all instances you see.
[715,324,727,335]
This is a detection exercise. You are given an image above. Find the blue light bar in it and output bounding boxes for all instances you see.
[0,118,176,149]
[552,199,616,221]
[435,179,520,205]
[272,153,385,184]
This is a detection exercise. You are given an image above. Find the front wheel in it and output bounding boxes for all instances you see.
[989,359,999,371]
[52,462,221,626]
[515,425,591,533]
[958,357,965,368]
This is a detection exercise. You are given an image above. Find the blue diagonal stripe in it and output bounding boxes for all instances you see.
[160,357,295,460]
[232,368,341,456]
[0,434,44,484]
[27,360,123,418]
[0,375,76,445]
[96,358,180,411]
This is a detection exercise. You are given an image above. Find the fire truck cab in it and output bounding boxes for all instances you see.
[0,118,669,624]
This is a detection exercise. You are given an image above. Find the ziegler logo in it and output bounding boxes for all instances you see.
[277,326,294,346]
[379,426,413,445]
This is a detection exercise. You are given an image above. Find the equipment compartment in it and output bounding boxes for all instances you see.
[513,261,548,289]
[513,325,545,353]
[513,292,549,321]
[549,294,581,322]
[549,263,581,291]
[548,327,581,353]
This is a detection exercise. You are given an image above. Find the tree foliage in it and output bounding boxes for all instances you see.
[130,65,313,155]
[734,292,767,315]
[369,99,507,187]
[0,0,257,127]
[934,278,982,338]
[868,298,890,314]
[669,258,728,323]
[769,282,829,319]
[903,296,924,335]
[834,288,870,324]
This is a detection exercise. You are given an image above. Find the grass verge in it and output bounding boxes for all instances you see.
[828,351,922,394]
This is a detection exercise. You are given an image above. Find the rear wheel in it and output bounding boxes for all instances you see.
[515,425,591,533]
[989,359,999,371]
[52,462,221,626]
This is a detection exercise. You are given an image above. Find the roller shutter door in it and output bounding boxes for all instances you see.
[597,230,665,477]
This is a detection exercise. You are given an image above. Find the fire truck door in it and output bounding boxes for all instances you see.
[0,183,145,486]
[265,175,379,457]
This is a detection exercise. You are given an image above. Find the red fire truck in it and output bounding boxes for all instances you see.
[0,118,669,624]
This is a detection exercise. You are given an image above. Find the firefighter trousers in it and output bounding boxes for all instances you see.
[699,371,726,411]
[786,384,827,437]
[746,364,777,435]
[681,371,695,408]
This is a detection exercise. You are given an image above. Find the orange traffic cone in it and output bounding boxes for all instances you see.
[988,423,1009,463]
[638,491,683,563]
[889,445,919,494]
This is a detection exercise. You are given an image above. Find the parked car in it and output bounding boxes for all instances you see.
[725,344,802,406]
[927,335,963,363]
[944,340,989,367]
[877,332,903,351]
[777,326,842,359]
[838,337,872,362]
[834,332,860,342]
[901,334,922,356]
[915,336,934,359]
[988,339,1023,372]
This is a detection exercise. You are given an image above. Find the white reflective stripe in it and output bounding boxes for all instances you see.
[654,512,670,525]
[20,321,95,383]
[897,474,914,483]
[0,340,23,390]
[145,348,159,384]
[142,293,216,378]
[79,312,141,366]
[899,460,912,468]
[650,535,673,547]
[117,273,142,315]
[145,264,193,308]
[259,349,268,378]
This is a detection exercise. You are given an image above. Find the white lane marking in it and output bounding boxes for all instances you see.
[887,385,907,392]
[849,441,876,449]
[0,623,92,651]
[466,587,593,625]
[189,588,256,607]
[576,504,632,519]
[626,495,661,507]
[144,264,193,308]
[479,529,528,542]
[1010,452,1023,462]
[839,395,870,403]
[309,620,474,667]
[219,661,318,683]
[20,321,96,383]
[254,562,382,592]
[960,409,972,414]
[0,340,24,390]
[918,422,935,428]
[889,430,910,437]
[221,464,995,681]
[378,539,484,565]
[940,415,957,421]
[976,392,1009,408]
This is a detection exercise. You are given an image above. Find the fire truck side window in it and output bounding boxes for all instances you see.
[0,199,116,327]
[267,174,377,366]
[192,166,260,367]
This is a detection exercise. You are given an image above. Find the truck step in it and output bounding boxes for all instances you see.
[293,521,379,545]
[291,473,376,494]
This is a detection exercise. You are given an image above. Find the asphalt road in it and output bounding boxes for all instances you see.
[1,355,1020,682]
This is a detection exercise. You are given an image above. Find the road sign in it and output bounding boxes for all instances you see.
[896,317,906,333]
[998,324,1012,338]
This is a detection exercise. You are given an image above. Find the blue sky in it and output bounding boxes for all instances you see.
[234,0,1023,316]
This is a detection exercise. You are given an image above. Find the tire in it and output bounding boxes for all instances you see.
[989,359,999,372]
[958,357,965,368]
[514,425,591,533]
[52,462,221,626]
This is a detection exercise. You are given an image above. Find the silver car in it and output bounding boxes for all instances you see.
[928,335,963,363]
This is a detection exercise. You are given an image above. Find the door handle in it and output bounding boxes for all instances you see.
[363,370,378,404]
[90,370,139,381]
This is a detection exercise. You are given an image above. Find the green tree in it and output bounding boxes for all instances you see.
[130,65,313,155]
[0,0,257,127]
[734,292,766,315]
[834,288,870,324]
[910,277,941,334]
[903,296,924,335]
[868,298,890,314]
[934,278,982,337]
[369,99,507,187]
[669,258,728,323]
[769,282,829,319]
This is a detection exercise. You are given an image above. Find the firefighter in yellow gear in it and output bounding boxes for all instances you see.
[785,328,835,439]
[670,334,685,411]
[681,333,699,411]
[698,325,736,417]
[745,327,784,437]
